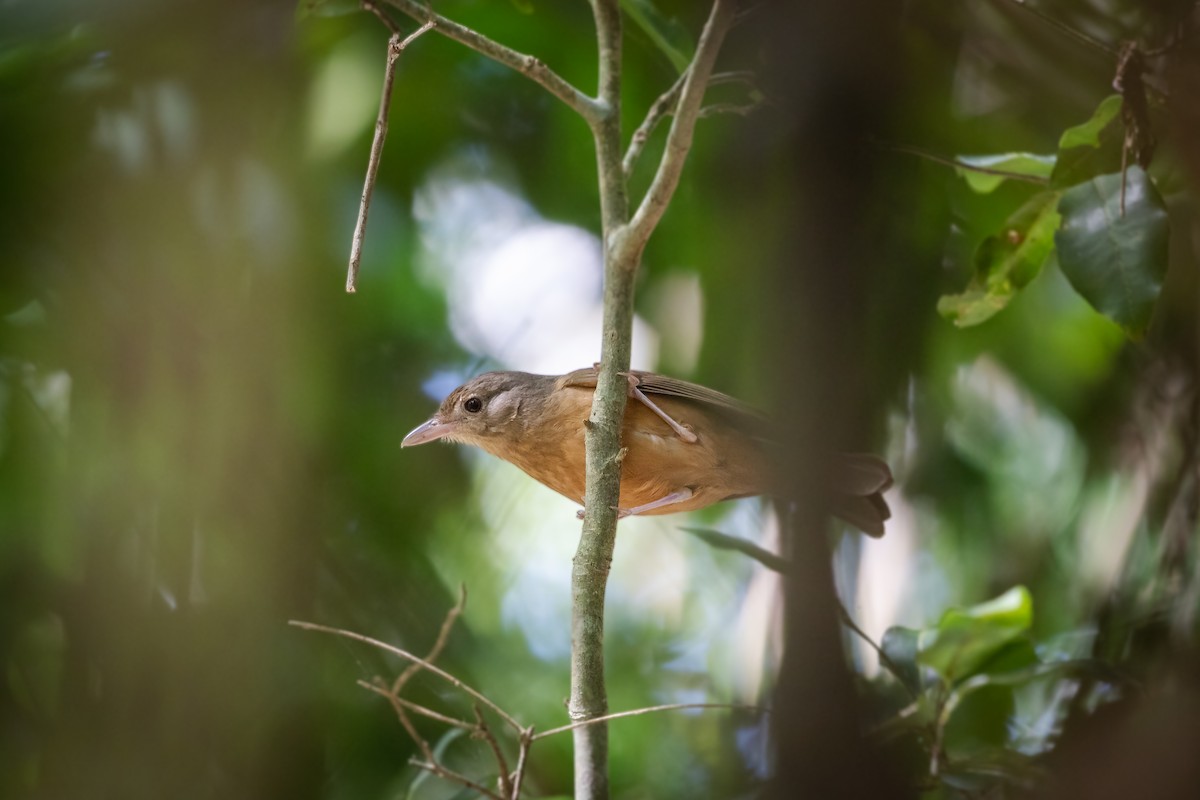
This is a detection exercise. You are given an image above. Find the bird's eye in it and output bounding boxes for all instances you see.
[464,396,483,413]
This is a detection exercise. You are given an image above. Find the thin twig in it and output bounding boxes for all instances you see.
[410,759,506,800]
[289,620,524,733]
[382,678,438,763]
[836,599,917,702]
[510,727,535,800]
[382,0,601,122]
[617,0,737,263]
[345,21,435,293]
[697,100,762,119]
[880,141,1050,185]
[362,0,402,35]
[473,705,514,798]
[992,0,1119,57]
[623,67,689,178]
[394,583,467,694]
[358,680,475,730]
[533,702,765,740]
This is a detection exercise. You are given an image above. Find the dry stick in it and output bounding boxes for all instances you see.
[358,681,475,730]
[394,583,467,694]
[289,621,524,733]
[379,585,467,773]
[534,702,766,740]
[472,705,514,799]
[510,727,535,800]
[410,759,506,800]
[383,0,601,122]
[345,20,435,293]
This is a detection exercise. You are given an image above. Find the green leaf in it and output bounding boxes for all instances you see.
[620,0,695,73]
[679,527,791,573]
[880,626,922,693]
[917,587,1033,683]
[1051,95,1124,189]
[1054,168,1169,338]
[938,191,1061,327]
[955,153,1055,194]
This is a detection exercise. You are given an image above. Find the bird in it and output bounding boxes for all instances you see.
[402,366,893,536]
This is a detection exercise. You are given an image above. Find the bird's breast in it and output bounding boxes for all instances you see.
[486,388,768,514]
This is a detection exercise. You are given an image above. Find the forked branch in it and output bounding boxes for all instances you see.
[382,0,603,121]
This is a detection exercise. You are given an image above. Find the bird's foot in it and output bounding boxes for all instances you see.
[622,374,699,443]
[576,489,694,520]
[618,487,695,517]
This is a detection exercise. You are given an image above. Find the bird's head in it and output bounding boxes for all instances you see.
[401,371,546,450]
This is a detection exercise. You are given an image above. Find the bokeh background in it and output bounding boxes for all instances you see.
[1,1,1198,798]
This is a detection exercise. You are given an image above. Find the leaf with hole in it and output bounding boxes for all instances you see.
[938,191,1061,327]
[1055,168,1168,338]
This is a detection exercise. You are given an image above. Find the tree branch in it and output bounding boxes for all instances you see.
[346,21,434,293]
[288,620,523,733]
[616,0,736,264]
[622,67,689,179]
[534,702,766,740]
[382,0,603,122]
[570,2,630,798]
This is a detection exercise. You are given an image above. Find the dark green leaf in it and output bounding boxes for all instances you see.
[917,587,1033,683]
[955,153,1055,194]
[620,0,695,73]
[1051,95,1124,189]
[943,684,1014,751]
[680,527,790,573]
[880,626,922,693]
[938,191,1061,327]
[1055,168,1169,338]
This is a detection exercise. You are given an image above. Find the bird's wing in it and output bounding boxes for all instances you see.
[557,366,770,434]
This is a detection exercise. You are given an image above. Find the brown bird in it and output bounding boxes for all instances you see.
[402,366,893,536]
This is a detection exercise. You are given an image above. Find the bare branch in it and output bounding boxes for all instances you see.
[362,0,403,35]
[570,3,629,797]
[472,705,514,798]
[410,759,506,800]
[382,0,602,122]
[358,680,475,730]
[511,727,535,800]
[623,68,688,179]
[534,702,766,740]
[346,21,435,293]
[289,620,523,733]
[394,583,467,694]
[617,0,737,263]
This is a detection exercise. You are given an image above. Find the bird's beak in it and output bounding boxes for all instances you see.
[401,417,457,447]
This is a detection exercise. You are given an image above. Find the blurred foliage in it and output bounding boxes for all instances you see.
[0,0,1198,799]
